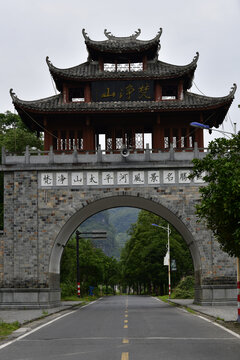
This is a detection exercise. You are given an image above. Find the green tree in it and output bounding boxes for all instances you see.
[60,236,120,297]
[0,111,42,155]
[120,210,193,295]
[189,134,240,257]
[103,256,119,294]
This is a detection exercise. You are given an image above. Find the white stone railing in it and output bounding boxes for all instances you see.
[1,143,208,165]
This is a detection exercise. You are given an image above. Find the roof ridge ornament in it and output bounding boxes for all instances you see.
[104,28,141,40]
[10,88,17,100]
[156,28,162,40]
[230,83,237,95]
[193,52,199,62]
[82,28,90,41]
[46,56,53,67]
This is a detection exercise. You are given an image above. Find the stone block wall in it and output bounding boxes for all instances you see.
[0,164,237,308]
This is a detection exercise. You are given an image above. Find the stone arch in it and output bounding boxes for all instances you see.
[49,194,201,289]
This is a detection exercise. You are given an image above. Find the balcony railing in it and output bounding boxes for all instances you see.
[1,143,208,165]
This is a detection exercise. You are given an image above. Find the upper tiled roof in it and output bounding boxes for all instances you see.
[82,28,162,61]
[46,53,199,92]
[10,84,236,129]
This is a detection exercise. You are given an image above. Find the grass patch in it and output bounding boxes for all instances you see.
[0,321,20,339]
[158,295,170,303]
[185,307,196,314]
[61,295,99,302]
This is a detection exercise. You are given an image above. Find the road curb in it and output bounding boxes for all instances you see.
[165,298,240,339]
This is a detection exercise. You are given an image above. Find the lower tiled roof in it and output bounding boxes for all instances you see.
[11,87,235,114]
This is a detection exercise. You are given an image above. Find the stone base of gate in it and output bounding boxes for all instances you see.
[194,284,237,306]
[0,288,61,309]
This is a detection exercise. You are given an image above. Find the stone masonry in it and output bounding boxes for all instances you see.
[0,149,237,308]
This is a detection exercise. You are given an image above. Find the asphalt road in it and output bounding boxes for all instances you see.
[1,295,240,360]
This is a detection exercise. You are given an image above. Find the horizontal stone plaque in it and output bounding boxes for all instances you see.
[40,169,204,188]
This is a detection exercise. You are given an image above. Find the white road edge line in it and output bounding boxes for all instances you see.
[0,298,102,351]
[152,297,240,340]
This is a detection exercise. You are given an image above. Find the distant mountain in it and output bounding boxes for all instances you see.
[79,207,140,259]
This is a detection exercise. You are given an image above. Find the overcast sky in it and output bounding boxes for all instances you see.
[0,0,239,145]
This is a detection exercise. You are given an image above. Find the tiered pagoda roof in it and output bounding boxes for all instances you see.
[82,28,162,62]
[10,28,236,132]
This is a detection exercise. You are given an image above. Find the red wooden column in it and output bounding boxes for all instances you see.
[152,114,162,150]
[178,80,183,100]
[155,81,162,102]
[82,116,95,152]
[63,84,68,103]
[99,57,104,71]
[84,83,91,103]
[43,117,53,151]
[177,128,182,150]
[143,55,147,71]
[169,128,173,147]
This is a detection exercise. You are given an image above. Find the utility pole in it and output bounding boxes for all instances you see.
[75,230,107,298]
[152,223,171,297]
[76,230,81,298]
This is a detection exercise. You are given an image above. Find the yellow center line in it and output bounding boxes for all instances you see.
[124,325,128,328]
[124,319,128,323]
[125,314,128,317]
[122,338,129,344]
[121,352,129,360]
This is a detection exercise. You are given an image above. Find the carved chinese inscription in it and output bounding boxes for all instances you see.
[40,170,204,187]
[92,80,154,102]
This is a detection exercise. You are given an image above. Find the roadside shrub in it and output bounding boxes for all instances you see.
[171,276,195,299]
[61,281,76,298]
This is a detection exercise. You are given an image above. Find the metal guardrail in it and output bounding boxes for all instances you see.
[1,143,208,165]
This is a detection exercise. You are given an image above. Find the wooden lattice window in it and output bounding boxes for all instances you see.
[135,133,144,149]
[103,62,143,72]
[164,129,170,149]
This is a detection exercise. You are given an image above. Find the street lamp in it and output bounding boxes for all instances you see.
[190,121,240,322]
[152,223,171,297]
[190,122,235,137]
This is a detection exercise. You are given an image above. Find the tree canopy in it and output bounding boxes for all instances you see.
[120,210,193,295]
[0,111,42,155]
[60,237,120,297]
[189,133,240,257]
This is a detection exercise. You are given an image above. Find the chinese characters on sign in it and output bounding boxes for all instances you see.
[148,171,160,184]
[40,170,204,187]
[102,172,114,185]
[163,171,175,184]
[87,172,99,186]
[56,173,68,186]
[132,171,144,184]
[92,80,154,102]
[41,173,53,186]
[71,172,83,185]
[117,172,129,185]
[178,170,191,184]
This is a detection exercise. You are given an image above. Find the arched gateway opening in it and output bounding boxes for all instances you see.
[49,195,200,300]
